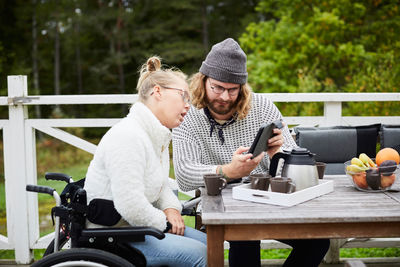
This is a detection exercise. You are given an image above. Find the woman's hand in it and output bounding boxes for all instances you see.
[164,208,185,236]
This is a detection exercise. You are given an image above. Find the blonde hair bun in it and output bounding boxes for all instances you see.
[146,56,161,72]
[136,56,187,102]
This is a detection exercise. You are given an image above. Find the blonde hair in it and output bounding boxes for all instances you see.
[137,56,187,102]
[189,73,252,119]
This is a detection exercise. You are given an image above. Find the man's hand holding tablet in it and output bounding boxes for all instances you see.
[248,119,284,158]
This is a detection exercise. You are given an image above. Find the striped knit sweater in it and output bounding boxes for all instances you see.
[172,93,297,192]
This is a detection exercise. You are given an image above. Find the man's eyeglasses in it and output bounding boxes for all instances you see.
[162,86,191,104]
[208,79,240,96]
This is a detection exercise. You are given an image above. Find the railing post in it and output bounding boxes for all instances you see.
[4,76,33,263]
[323,102,342,126]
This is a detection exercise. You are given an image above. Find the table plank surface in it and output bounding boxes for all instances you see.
[202,175,400,267]
[202,175,400,225]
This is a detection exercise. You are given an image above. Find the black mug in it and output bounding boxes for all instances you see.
[204,174,227,196]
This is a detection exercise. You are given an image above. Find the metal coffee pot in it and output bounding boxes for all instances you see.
[269,147,319,191]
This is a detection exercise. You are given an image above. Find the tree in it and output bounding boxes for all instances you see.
[240,0,400,93]
[0,0,261,121]
[239,0,400,116]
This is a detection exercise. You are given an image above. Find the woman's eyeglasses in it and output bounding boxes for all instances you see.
[162,86,191,104]
[208,79,240,96]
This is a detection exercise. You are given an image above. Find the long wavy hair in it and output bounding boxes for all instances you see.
[189,73,252,120]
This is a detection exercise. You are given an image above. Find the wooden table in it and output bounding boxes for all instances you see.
[201,175,400,267]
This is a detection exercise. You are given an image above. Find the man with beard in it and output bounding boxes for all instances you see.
[172,38,330,267]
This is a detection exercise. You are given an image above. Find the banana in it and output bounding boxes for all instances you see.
[351,157,367,168]
[359,153,376,168]
[346,164,368,173]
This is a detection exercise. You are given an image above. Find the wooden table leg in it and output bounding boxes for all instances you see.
[207,225,224,267]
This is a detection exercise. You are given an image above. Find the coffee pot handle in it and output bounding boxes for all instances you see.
[269,152,288,177]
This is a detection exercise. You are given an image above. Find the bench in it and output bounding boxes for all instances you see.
[293,123,400,263]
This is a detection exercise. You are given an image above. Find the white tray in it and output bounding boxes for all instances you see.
[232,180,334,207]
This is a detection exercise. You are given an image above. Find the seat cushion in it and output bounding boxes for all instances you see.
[294,124,380,174]
[325,163,349,175]
[295,128,357,163]
[380,124,400,153]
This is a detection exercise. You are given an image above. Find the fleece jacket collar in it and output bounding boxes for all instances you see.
[127,102,171,150]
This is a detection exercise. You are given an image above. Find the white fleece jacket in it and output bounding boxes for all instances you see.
[84,102,182,231]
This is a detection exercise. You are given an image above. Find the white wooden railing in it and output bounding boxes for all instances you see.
[1,75,400,264]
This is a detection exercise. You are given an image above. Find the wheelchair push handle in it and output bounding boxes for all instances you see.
[45,172,73,183]
[26,185,55,196]
[26,184,61,253]
[26,185,61,206]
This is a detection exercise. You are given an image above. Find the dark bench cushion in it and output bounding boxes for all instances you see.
[380,124,400,153]
[294,124,380,174]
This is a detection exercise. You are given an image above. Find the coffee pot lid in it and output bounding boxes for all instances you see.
[291,147,311,155]
[285,147,316,165]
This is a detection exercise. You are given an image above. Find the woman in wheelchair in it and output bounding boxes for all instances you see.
[83,56,207,266]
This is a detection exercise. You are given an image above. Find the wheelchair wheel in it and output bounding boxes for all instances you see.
[43,231,69,256]
[32,248,135,267]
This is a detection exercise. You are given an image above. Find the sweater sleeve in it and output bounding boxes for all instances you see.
[104,134,167,232]
[173,125,218,192]
[154,177,183,212]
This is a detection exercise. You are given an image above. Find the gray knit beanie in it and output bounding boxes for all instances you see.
[200,38,248,84]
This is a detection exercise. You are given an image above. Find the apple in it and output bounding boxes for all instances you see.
[380,174,395,188]
[352,172,368,189]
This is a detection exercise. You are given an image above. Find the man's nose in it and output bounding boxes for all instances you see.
[219,89,230,100]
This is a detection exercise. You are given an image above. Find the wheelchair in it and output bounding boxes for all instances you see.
[26,172,200,267]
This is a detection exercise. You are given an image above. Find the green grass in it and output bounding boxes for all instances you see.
[222,248,400,260]
[36,164,88,202]
[340,248,400,258]
[0,250,14,260]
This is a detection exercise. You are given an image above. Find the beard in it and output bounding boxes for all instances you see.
[206,98,235,115]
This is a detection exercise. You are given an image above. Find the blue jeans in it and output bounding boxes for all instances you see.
[129,227,207,267]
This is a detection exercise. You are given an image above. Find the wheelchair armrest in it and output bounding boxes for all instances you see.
[81,226,165,243]
[181,197,201,216]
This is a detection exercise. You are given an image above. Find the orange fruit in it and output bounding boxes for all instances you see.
[376,148,400,166]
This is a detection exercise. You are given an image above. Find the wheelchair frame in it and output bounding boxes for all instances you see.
[27,172,165,267]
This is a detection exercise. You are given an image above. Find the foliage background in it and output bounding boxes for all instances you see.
[240,0,400,117]
[0,0,260,129]
[1,0,399,124]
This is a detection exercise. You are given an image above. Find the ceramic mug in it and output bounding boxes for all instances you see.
[316,162,326,179]
[204,174,227,196]
[250,173,271,191]
[270,177,296,193]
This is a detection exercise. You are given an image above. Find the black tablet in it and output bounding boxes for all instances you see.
[248,119,284,158]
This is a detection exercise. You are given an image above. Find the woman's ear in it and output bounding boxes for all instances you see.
[152,85,162,101]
